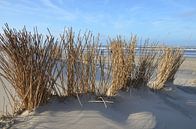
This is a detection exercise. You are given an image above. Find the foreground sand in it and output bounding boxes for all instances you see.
[13,87,196,129]
[1,57,196,129]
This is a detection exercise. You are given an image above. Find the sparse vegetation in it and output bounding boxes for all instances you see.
[0,25,184,117]
[131,42,159,89]
[149,47,184,90]
[0,24,63,111]
[106,36,136,96]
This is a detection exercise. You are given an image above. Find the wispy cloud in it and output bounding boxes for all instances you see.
[40,0,77,21]
[0,0,42,15]
[0,0,78,21]
[0,0,196,45]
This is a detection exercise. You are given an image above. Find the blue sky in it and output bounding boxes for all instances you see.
[0,0,196,46]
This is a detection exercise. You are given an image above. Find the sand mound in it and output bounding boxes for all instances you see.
[11,88,196,129]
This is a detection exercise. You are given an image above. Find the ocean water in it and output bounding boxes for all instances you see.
[98,47,196,58]
[184,49,196,57]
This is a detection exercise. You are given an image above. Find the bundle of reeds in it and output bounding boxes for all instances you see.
[98,44,112,95]
[132,42,158,88]
[87,42,101,94]
[60,29,101,96]
[0,24,186,113]
[106,36,136,96]
[106,38,125,96]
[80,41,100,94]
[0,25,63,111]
[167,48,184,82]
[124,36,137,88]
[150,47,184,90]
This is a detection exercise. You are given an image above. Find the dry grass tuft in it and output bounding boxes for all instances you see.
[150,47,184,90]
[98,44,112,96]
[60,29,101,96]
[106,38,126,96]
[0,24,63,111]
[124,36,137,88]
[0,24,186,114]
[106,36,136,96]
[167,48,184,82]
[131,42,159,88]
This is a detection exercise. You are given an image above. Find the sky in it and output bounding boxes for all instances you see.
[0,0,196,46]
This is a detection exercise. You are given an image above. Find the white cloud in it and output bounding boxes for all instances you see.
[40,0,77,21]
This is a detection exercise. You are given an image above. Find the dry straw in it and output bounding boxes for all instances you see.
[0,24,185,115]
[150,47,184,90]
[106,36,136,96]
[131,42,159,89]
[98,44,112,96]
[0,24,63,111]
[59,28,101,96]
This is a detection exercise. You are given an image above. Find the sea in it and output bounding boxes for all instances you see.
[97,46,196,58]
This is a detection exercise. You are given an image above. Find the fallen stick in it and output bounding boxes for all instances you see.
[88,97,114,108]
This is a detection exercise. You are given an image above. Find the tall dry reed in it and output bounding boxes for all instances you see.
[0,25,63,111]
[106,36,136,96]
[98,44,112,96]
[60,29,101,96]
[150,47,184,90]
[0,24,185,113]
[132,42,158,88]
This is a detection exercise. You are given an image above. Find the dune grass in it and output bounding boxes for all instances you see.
[59,29,101,96]
[131,42,159,89]
[106,36,136,96]
[0,24,63,111]
[0,25,185,114]
[150,47,184,90]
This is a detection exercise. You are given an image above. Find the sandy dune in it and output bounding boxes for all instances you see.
[12,86,196,129]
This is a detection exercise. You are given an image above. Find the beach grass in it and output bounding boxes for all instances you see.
[0,25,185,114]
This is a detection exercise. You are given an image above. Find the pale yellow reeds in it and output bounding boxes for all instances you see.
[0,24,63,111]
[150,47,184,90]
[132,42,159,88]
[106,36,136,96]
[0,25,185,114]
[98,44,112,95]
[60,29,101,96]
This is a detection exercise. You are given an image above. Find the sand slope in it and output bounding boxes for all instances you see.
[12,86,196,129]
